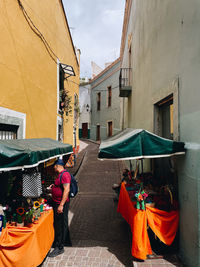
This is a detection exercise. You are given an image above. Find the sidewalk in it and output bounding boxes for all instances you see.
[67,140,89,176]
[43,141,184,267]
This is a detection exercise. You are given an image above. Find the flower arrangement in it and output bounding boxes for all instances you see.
[59,89,73,121]
[135,190,148,210]
[16,207,25,225]
[33,201,40,209]
[33,201,41,220]
[24,209,34,225]
[16,207,25,216]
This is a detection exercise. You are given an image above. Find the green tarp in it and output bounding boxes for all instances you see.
[0,138,73,171]
[98,129,185,160]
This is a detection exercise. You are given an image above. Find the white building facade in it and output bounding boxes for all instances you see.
[79,80,91,139]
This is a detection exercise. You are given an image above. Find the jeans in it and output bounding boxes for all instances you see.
[53,201,71,249]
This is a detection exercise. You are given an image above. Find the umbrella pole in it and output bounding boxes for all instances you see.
[141,159,144,175]
[129,160,132,171]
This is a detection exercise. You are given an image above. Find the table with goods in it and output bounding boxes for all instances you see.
[0,138,73,267]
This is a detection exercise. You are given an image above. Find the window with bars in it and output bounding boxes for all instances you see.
[0,123,18,140]
[108,86,112,107]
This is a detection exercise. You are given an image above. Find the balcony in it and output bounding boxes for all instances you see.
[119,68,132,97]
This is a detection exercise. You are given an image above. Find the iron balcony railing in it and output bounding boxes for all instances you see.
[119,68,132,97]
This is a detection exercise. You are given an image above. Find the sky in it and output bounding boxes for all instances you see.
[63,0,125,78]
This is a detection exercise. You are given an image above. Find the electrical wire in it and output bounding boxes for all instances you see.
[4,1,119,94]
[21,0,75,54]
[17,0,58,64]
[16,0,121,86]
[16,1,119,87]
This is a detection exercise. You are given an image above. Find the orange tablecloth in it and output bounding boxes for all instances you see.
[0,210,54,267]
[117,183,179,260]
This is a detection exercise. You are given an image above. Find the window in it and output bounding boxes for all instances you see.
[0,123,18,140]
[58,124,62,141]
[108,121,113,137]
[108,86,112,107]
[154,95,173,139]
[96,125,100,141]
[59,64,65,112]
[97,92,101,111]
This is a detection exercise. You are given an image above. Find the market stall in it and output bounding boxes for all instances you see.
[98,128,185,260]
[0,138,72,171]
[0,138,73,267]
[0,210,54,267]
[117,182,179,260]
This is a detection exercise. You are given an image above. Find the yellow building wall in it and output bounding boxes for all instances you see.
[0,0,79,147]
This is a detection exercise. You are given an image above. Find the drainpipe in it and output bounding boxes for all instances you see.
[121,97,126,130]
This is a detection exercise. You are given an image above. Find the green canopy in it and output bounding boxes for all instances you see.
[98,129,185,160]
[0,138,73,171]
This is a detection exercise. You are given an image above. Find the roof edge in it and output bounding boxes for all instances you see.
[59,0,79,67]
[89,57,121,84]
[120,0,132,61]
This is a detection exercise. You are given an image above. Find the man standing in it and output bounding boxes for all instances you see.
[49,159,72,257]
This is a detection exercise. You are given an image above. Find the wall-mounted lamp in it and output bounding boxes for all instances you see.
[86,104,90,112]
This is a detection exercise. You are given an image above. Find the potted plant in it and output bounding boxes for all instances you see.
[16,207,25,227]
[24,209,33,226]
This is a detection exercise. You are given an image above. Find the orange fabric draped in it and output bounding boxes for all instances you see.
[117,183,179,260]
[146,206,179,245]
[0,210,54,267]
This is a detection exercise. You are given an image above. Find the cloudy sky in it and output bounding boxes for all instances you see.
[63,0,125,78]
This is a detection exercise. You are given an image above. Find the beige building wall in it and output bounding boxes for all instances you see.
[120,1,200,266]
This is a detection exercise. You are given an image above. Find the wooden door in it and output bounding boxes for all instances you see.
[96,125,100,141]
[82,123,88,138]
[108,121,113,137]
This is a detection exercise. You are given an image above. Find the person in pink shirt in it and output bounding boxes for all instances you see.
[48,159,72,257]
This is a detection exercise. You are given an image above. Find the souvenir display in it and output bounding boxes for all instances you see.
[119,165,179,213]
[0,167,53,230]
[135,190,148,210]
[0,205,5,235]
[22,171,42,197]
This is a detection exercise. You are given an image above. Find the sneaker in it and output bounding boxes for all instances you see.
[48,247,64,257]
[51,241,56,248]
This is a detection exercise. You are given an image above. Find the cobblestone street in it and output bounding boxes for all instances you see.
[43,141,184,267]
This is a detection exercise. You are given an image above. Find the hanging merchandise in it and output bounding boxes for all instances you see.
[22,170,42,197]
[135,190,148,210]
[0,205,4,236]
[0,205,6,235]
[65,154,75,167]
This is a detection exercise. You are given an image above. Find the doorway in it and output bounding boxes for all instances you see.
[96,125,100,141]
[108,121,113,137]
[82,123,88,138]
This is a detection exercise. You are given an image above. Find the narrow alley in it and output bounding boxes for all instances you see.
[43,141,184,267]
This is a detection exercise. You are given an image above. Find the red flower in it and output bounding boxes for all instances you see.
[138,194,143,201]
